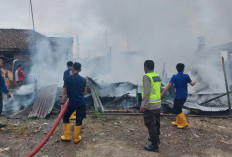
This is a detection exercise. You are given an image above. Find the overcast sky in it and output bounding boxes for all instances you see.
[1,0,232,59]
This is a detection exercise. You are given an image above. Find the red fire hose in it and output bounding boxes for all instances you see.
[27,100,69,157]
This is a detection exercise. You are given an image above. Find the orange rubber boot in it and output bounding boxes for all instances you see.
[61,123,71,141]
[177,112,188,129]
[69,111,76,120]
[74,125,82,144]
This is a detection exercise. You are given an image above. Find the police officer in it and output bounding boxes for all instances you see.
[60,62,87,143]
[0,59,11,127]
[140,60,161,152]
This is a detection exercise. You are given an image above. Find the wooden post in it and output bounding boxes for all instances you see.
[222,57,231,115]
[135,85,138,106]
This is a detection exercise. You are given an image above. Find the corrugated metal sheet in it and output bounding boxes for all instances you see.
[28,84,58,118]
[9,105,33,119]
[10,84,58,119]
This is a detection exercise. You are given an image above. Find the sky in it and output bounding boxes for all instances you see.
[1,0,232,85]
[1,0,232,57]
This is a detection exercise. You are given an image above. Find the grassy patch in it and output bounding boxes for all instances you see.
[91,109,117,122]
[91,109,102,119]
[2,123,33,136]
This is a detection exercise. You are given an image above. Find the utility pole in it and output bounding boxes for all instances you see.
[105,29,108,56]
[69,17,72,35]
[30,0,35,31]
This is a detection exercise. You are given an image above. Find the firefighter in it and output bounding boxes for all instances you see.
[63,61,76,120]
[140,60,161,152]
[161,63,196,129]
[60,62,87,143]
[0,59,11,127]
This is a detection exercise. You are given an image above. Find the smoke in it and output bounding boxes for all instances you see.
[28,36,70,87]
[34,0,232,92]
[2,85,36,115]
[76,0,232,90]
[1,0,232,90]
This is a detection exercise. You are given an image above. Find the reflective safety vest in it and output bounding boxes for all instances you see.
[142,72,161,103]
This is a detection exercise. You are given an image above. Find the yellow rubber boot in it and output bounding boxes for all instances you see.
[69,112,76,120]
[61,123,71,141]
[74,125,82,144]
[171,115,180,126]
[177,112,188,129]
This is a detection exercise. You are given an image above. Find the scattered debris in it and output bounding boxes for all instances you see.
[0,147,10,153]
[0,123,6,128]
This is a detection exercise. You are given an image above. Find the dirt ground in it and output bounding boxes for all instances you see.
[0,113,232,157]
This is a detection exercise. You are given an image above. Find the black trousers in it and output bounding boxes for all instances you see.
[16,81,24,87]
[173,98,187,115]
[63,104,86,126]
[0,94,2,115]
[144,109,160,145]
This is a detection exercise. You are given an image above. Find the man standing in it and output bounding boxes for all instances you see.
[63,61,73,81]
[161,63,196,129]
[60,62,87,144]
[63,61,75,120]
[140,60,161,152]
[15,65,20,87]
[0,59,11,127]
[17,65,26,86]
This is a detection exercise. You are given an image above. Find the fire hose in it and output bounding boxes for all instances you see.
[27,100,69,157]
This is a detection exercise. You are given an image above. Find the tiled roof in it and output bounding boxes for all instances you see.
[0,29,49,50]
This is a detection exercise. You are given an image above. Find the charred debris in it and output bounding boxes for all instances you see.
[2,75,230,119]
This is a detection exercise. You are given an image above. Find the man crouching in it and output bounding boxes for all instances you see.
[140,60,161,153]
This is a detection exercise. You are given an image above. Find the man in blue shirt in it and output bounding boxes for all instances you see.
[60,62,87,144]
[63,61,76,120]
[0,59,11,127]
[161,63,196,129]
[63,61,73,81]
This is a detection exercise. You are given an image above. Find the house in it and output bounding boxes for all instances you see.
[0,28,73,88]
[0,29,73,69]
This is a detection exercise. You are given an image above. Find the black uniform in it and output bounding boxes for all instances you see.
[63,73,86,126]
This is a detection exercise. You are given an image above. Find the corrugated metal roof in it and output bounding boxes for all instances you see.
[28,84,58,118]
[10,84,58,119]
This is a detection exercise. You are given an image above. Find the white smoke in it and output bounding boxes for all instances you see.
[1,0,232,91]
[28,37,70,87]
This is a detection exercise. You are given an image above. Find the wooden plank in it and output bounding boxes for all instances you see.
[222,57,232,115]
[86,77,104,113]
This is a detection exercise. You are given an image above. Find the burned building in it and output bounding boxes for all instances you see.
[0,28,73,88]
[197,41,232,82]
[49,37,73,61]
[0,29,73,69]
[0,29,49,62]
